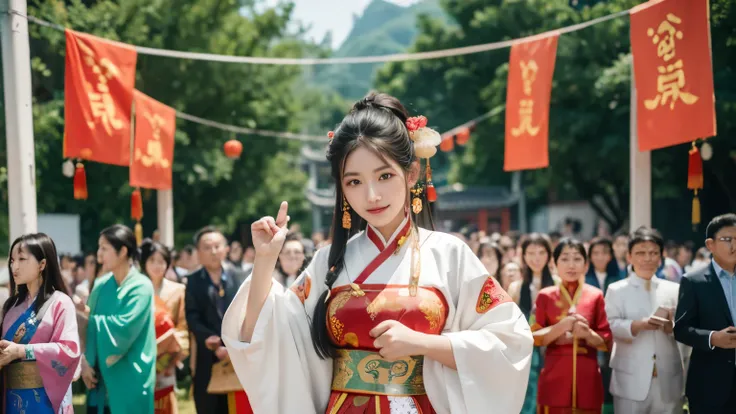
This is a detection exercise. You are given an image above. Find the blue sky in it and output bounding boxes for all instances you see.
[261,0,420,49]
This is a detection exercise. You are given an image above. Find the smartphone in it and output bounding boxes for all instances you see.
[649,315,669,325]
[652,306,671,319]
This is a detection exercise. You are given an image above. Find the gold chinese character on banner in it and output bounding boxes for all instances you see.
[512,60,541,137]
[648,13,683,62]
[644,13,698,111]
[78,40,125,135]
[135,112,171,169]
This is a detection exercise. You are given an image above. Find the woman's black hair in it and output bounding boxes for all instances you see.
[139,238,172,278]
[310,92,433,359]
[476,242,503,281]
[554,237,589,264]
[519,233,554,317]
[100,224,139,263]
[3,233,69,327]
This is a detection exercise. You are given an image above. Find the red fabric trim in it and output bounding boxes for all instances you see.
[366,226,385,251]
[353,220,411,285]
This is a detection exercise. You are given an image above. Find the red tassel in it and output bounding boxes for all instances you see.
[426,160,437,203]
[456,127,471,146]
[131,189,143,221]
[73,163,88,200]
[687,144,703,190]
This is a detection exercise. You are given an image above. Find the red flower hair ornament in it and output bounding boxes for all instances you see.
[406,115,441,159]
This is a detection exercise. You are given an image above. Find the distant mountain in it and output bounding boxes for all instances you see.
[310,0,449,100]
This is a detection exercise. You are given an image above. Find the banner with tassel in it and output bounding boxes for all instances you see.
[73,162,88,200]
[131,188,144,244]
[687,143,703,227]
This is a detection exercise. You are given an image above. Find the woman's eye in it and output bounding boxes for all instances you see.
[379,173,394,180]
[346,179,360,186]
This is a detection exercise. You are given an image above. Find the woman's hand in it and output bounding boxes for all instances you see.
[251,201,290,260]
[560,315,578,333]
[572,320,592,340]
[81,357,98,389]
[370,320,425,360]
[0,340,24,368]
[215,346,230,362]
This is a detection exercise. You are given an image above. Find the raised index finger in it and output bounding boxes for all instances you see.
[275,201,289,227]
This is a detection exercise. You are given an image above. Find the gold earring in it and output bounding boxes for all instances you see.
[342,197,352,229]
[410,184,423,214]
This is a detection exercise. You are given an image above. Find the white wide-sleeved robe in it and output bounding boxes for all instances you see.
[222,222,533,414]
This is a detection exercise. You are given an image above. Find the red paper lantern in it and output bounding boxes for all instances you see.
[439,136,454,152]
[456,127,471,146]
[224,139,243,159]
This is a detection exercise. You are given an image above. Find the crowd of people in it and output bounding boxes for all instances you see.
[0,91,734,414]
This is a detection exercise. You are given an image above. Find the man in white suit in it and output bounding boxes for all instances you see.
[605,227,684,413]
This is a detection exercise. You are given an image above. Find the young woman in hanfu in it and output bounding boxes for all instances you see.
[222,93,533,414]
[532,238,613,414]
[81,225,157,414]
[0,233,81,414]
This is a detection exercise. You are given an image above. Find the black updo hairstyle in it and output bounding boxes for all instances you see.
[311,92,433,359]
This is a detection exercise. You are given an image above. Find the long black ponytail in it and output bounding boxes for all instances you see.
[310,92,433,359]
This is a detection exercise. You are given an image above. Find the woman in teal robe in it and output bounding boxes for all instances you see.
[81,224,156,414]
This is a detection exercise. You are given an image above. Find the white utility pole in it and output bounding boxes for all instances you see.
[2,0,38,243]
[157,189,174,247]
[629,62,652,230]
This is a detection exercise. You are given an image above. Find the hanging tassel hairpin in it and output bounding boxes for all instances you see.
[425,158,437,203]
[687,142,704,228]
[406,115,442,211]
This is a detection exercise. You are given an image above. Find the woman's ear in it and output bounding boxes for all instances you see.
[408,160,421,187]
[39,259,46,272]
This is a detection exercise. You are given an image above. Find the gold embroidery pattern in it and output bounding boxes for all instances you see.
[330,317,345,342]
[332,349,354,391]
[328,291,352,343]
[366,293,404,321]
[418,294,443,330]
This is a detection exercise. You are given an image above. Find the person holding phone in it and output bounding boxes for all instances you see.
[605,227,684,413]
[674,213,736,414]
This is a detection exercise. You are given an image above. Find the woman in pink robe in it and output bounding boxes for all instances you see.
[0,233,82,414]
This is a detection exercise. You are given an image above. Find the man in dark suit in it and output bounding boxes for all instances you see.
[674,213,736,414]
[185,226,247,413]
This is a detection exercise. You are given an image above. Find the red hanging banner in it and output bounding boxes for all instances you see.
[504,34,558,171]
[630,0,716,151]
[63,29,138,166]
[130,90,176,190]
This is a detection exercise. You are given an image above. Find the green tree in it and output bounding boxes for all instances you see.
[1,0,330,251]
[376,0,736,239]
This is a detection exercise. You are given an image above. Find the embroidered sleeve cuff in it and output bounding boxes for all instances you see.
[24,345,35,361]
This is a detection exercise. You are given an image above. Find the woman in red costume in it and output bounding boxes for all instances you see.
[532,238,613,414]
[221,93,534,414]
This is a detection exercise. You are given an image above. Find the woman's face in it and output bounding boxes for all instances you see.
[480,247,500,277]
[555,246,587,283]
[229,241,243,262]
[590,244,612,272]
[145,251,168,282]
[523,243,549,275]
[9,244,45,287]
[279,240,305,276]
[500,262,521,290]
[341,147,417,232]
[97,236,126,273]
